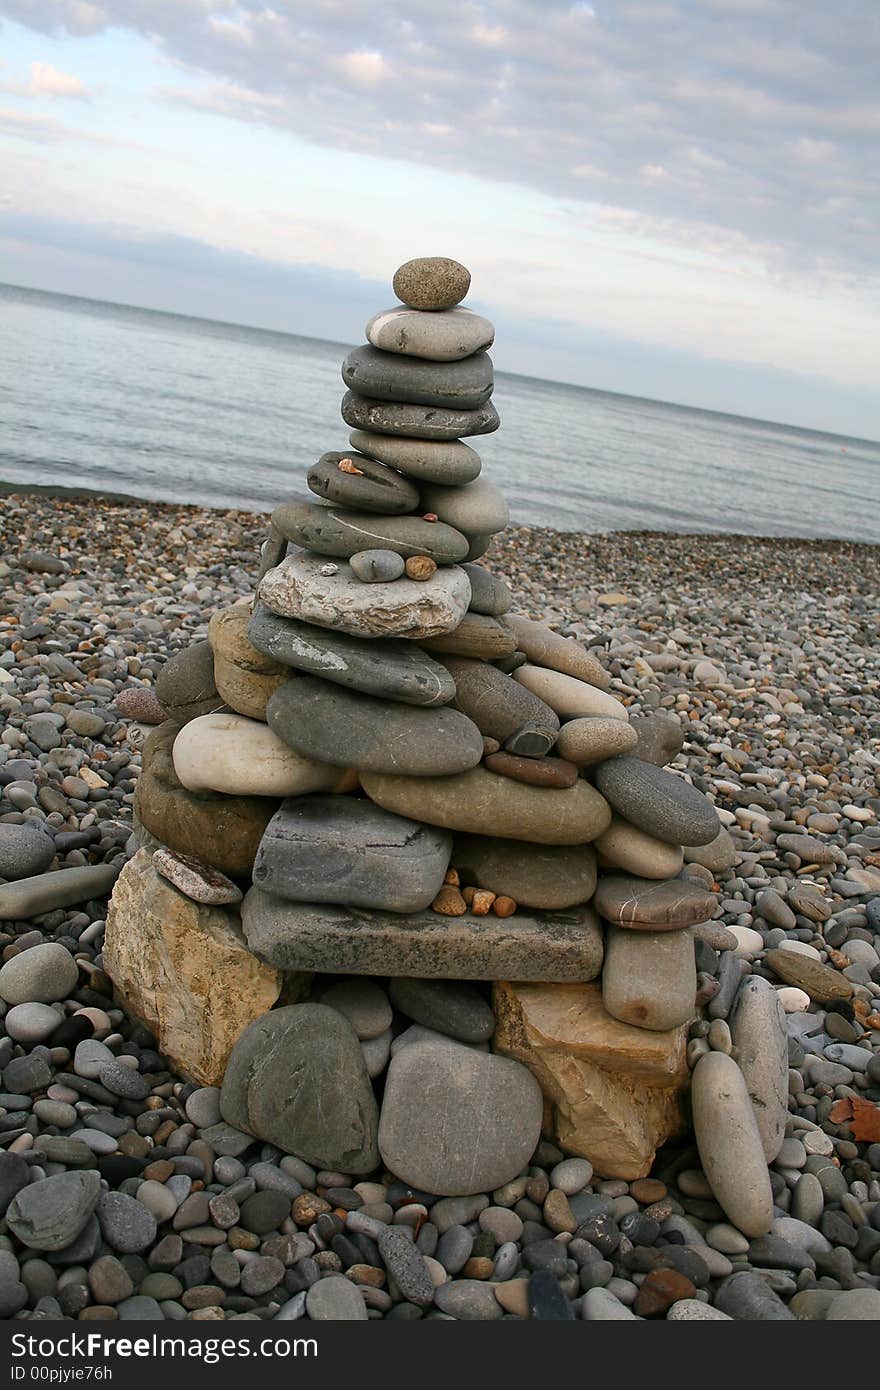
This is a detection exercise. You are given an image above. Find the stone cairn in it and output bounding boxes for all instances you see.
[106,256,790,1237]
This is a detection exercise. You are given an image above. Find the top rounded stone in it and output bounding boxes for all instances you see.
[393,257,471,311]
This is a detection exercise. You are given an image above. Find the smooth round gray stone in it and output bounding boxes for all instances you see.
[305,1274,368,1320]
[350,430,482,484]
[436,1224,474,1273]
[433,1279,503,1320]
[452,836,597,911]
[441,656,559,744]
[714,1272,795,1320]
[378,1040,542,1196]
[791,1171,824,1227]
[71,1129,118,1156]
[267,676,484,777]
[98,1059,150,1101]
[377,1226,434,1305]
[248,604,456,707]
[420,478,509,539]
[33,1099,77,1127]
[319,980,393,1041]
[0,824,55,881]
[349,549,406,583]
[96,1192,157,1253]
[3,1003,62,1044]
[0,943,78,1005]
[629,715,685,767]
[155,640,220,722]
[341,391,500,442]
[308,451,419,515]
[462,563,512,616]
[74,1039,114,1079]
[366,306,494,361]
[343,345,493,410]
[136,1181,178,1224]
[392,257,471,311]
[388,978,495,1043]
[220,1004,379,1174]
[4,1053,52,1094]
[6,1171,101,1252]
[594,757,720,846]
[185,1087,222,1129]
[691,1052,774,1237]
[115,1296,164,1320]
[272,500,469,564]
[602,924,696,1031]
[729,975,788,1162]
[0,864,119,920]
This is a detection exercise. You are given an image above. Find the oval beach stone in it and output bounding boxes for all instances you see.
[691,1051,774,1237]
[392,257,471,310]
[272,500,469,564]
[361,767,611,844]
[348,549,406,583]
[594,758,720,847]
[0,942,79,1005]
[514,665,628,721]
[595,817,684,880]
[171,712,347,798]
[462,563,512,616]
[378,1040,542,1196]
[342,345,493,410]
[307,451,419,514]
[440,656,559,744]
[366,306,494,361]
[258,552,471,641]
[248,603,455,706]
[594,874,716,929]
[350,431,482,484]
[505,615,610,690]
[728,977,791,1164]
[207,605,289,722]
[555,717,638,766]
[419,477,509,539]
[452,835,597,910]
[266,676,484,776]
[602,925,696,1031]
[253,795,452,914]
[341,391,500,442]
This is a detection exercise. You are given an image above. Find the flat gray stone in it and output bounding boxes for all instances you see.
[96,1192,157,1253]
[305,1274,367,1320]
[248,603,455,706]
[341,391,501,442]
[155,641,221,723]
[365,306,494,361]
[272,500,469,564]
[729,975,788,1163]
[253,795,452,913]
[453,835,597,910]
[220,1004,379,1174]
[433,1279,503,1319]
[307,450,419,514]
[420,477,509,539]
[602,924,696,1031]
[388,978,495,1042]
[242,888,604,982]
[319,980,392,1041]
[349,549,405,583]
[378,1040,542,1196]
[349,430,482,484]
[594,874,717,929]
[266,676,484,776]
[0,865,120,922]
[377,1226,434,1305]
[6,1171,101,1252]
[342,345,493,410]
[714,1272,795,1320]
[629,715,685,766]
[594,758,720,847]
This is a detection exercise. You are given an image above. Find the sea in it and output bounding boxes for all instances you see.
[1,283,878,543]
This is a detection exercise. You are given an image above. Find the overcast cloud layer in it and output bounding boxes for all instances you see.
[3,0,878,291]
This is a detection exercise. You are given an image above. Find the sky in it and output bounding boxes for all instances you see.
[0,0,878,439]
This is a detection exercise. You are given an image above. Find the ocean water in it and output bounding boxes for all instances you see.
[1,283,878,542]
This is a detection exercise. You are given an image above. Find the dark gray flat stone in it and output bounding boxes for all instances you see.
[272,499,469,563]
[341,391,501,441]
[307,451,419,514]
[594,757,720,846]
[342,345,493,410]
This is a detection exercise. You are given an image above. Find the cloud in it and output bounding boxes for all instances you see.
[0,103,115,140]
[1,0,877,289]
[29,58,88,95]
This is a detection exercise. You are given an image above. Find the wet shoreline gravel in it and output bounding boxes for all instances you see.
[0,491,878,1322]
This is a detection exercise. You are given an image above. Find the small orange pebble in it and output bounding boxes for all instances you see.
[827,949,851,969]
[471,889,496,916]
[461,885,476,905]
[865,1013,880,1030]
[444,867,460,887]
[492,895,517,918]
[422,512,438,522]
[462,1257,494,1281]
[337,457,364,475]
[432,884,468,916]
[405,554,437,581]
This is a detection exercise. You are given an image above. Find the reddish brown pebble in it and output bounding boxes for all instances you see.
[432,884,468,916]
[630,1178,668,1204]
[482,736,501,755]
[292,1194,331,1225]
[405,554,437,581]
[526,1172,549,1205]
[633,1268,696,1317]
[492,896,517,918]
[337,457,364,475]
[346,1265,386,1287]
[422,513,438,522]
[461,885,476,905]
[143,1159,174,1183]
[471,889,496,916]
[444,867,460,887]
[462,1257,494,1280]
[484,751,579,789]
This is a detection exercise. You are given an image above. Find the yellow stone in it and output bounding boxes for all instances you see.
[492,980,689,1180]
[208,605,290,721]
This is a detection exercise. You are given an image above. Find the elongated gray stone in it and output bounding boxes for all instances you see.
[440,656,559,744]
[366,306,494,361]
[0,864,120,921]
[220,1004,379,1174]
[350,431,482,485]
[253,796,452,914]
[452,836,597,911]
[594,874,717,930]
[248,604,455,706]
[272,500,468,564]
[342,391,500,442]
[258,552,470,641]
[307,451,419,514]
[728,976,792,1164]
[242,888,604,982]
[594,758,720,847]
[602,925,696,1031]
[266,676,484,776]
[691,1052,774,1237]
[462,563,512,616]
[342,345,493,410]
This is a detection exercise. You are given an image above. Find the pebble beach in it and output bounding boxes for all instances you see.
[0,487,877,1322]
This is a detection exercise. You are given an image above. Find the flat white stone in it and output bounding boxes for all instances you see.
[777,986,811,1013]
[172,712,346,797]
[366,306,494,361]
[514,665,629,721]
